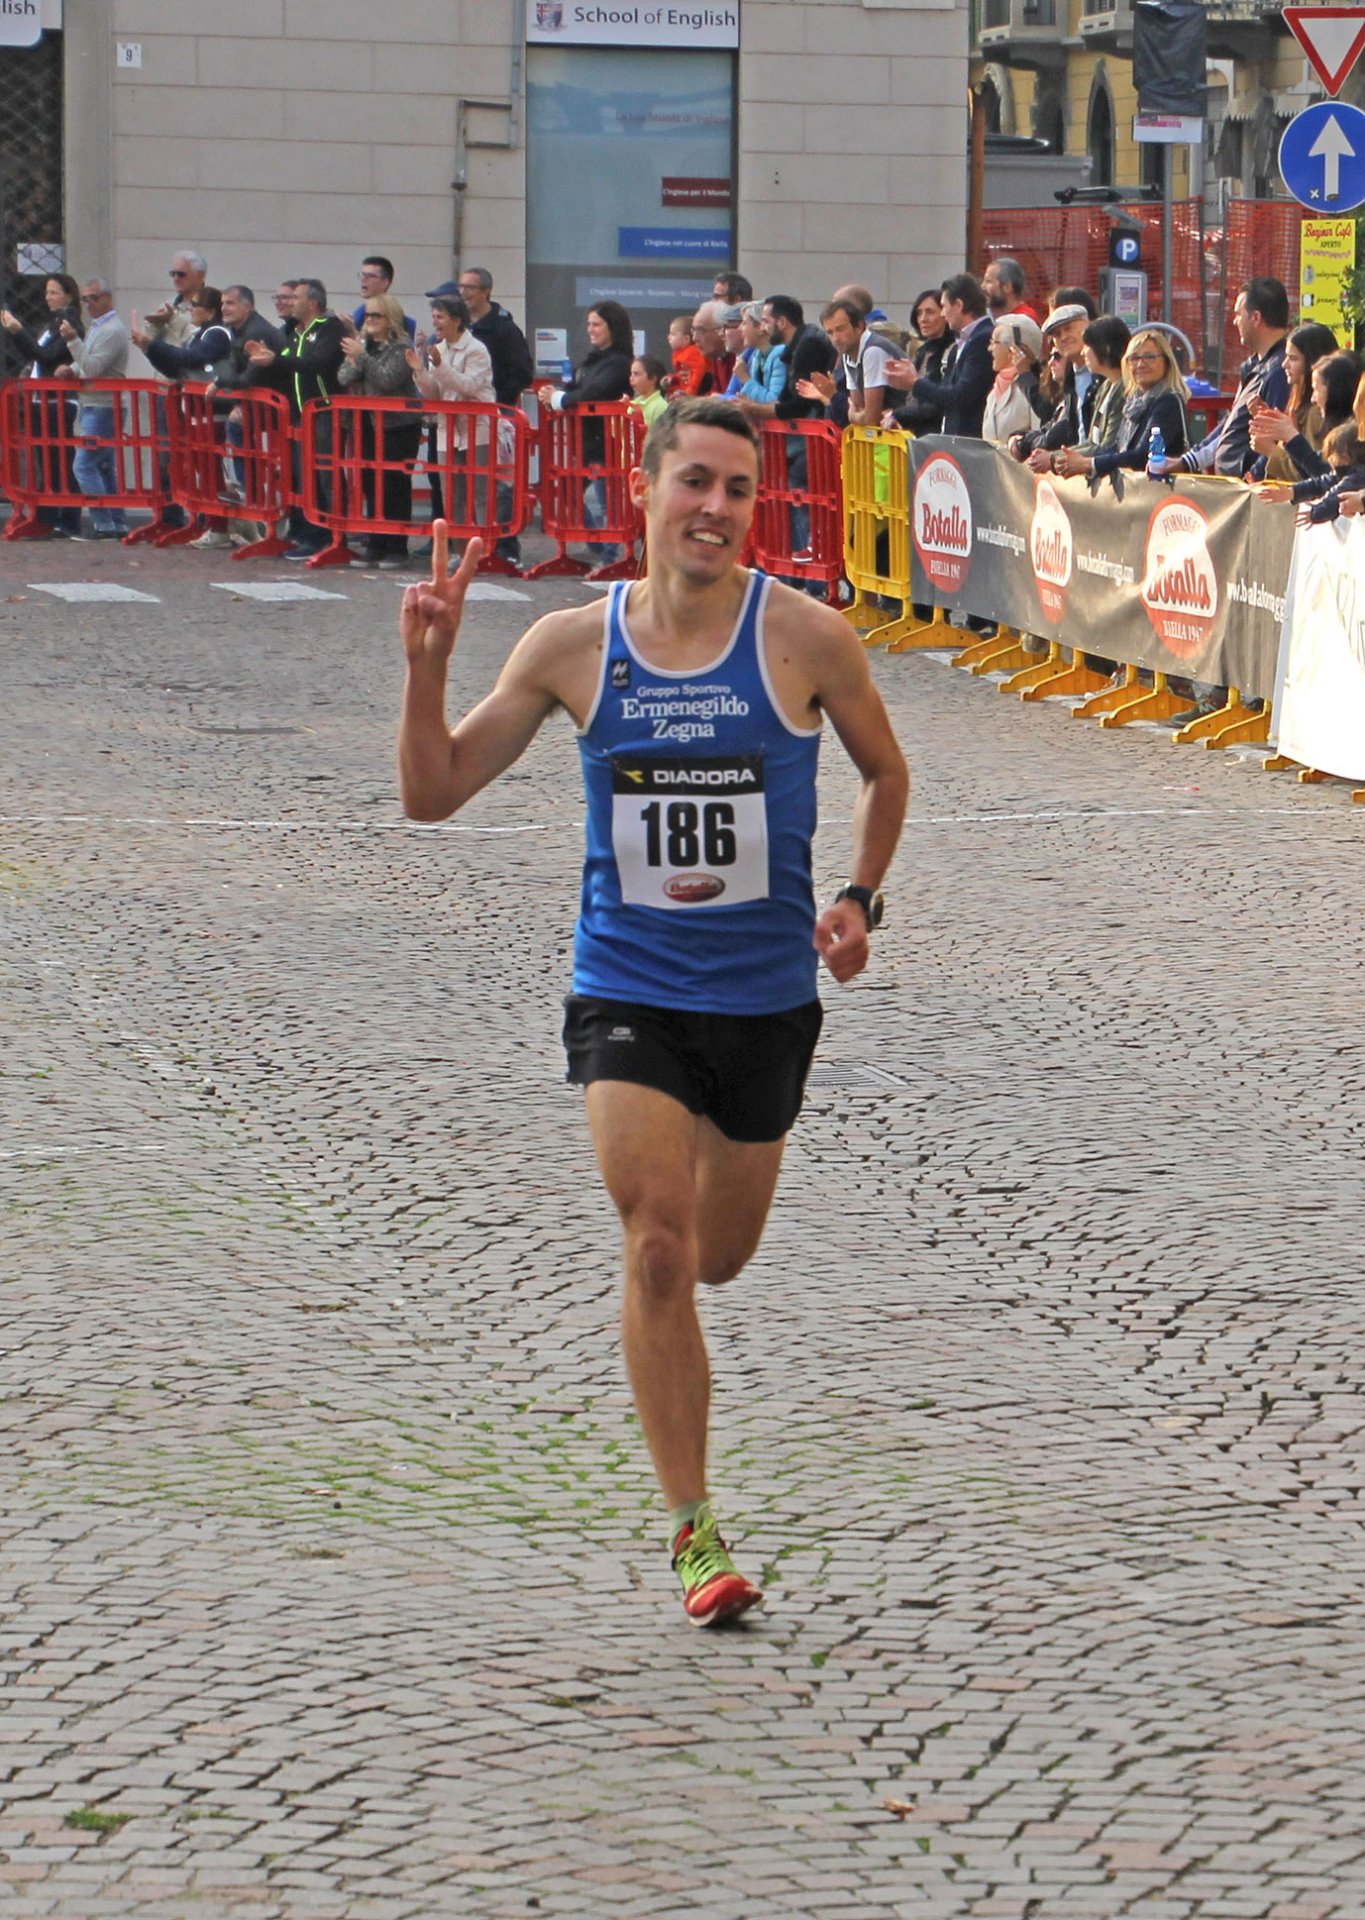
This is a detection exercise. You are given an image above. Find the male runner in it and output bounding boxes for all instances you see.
[398,397,908,1625]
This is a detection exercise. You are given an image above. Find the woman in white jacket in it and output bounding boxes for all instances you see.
[982,313,1046,449]
[413,294,496,528]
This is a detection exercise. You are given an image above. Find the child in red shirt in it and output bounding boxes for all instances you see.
[668,315,709,397]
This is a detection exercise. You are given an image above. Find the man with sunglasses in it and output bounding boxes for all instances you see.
[142,251,208,350]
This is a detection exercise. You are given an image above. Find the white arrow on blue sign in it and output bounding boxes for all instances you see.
[1279,99,1365,212]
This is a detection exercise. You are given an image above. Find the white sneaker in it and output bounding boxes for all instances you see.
[190,529,231,550]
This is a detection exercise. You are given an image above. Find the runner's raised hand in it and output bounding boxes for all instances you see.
[399,520,483,665]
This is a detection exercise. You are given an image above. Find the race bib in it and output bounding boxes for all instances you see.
[611,755,768,910]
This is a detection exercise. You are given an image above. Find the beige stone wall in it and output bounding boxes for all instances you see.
[69,0,968,346]
[738,0,971,316]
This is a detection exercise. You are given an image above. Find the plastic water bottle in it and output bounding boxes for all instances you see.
[1146,423,1166,478]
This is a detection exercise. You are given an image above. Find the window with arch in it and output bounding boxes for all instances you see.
[1035,93,1065,154]
[1087,81,1114,185]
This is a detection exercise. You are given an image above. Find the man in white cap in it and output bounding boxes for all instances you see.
[1017,300,1090,468]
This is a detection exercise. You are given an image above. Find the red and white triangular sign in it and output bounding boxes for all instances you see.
[1285,7,1365,97]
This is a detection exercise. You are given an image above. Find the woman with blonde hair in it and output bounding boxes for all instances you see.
[1057,328,1188,480]
[338,291,423,566]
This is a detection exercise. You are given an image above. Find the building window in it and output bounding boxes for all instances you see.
[1034,88,1064,154]
[525,44,736,368]
[1087,80,1114,185]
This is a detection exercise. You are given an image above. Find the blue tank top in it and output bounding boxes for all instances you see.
[574,570,822,1014]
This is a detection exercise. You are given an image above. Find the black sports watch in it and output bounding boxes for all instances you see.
[835,884,885,931]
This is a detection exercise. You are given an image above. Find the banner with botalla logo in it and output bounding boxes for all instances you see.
[905,437,1296,701]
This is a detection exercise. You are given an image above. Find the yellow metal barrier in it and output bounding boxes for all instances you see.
[839,425,925,650]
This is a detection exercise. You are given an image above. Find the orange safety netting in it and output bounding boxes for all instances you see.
[981,198,1304,388]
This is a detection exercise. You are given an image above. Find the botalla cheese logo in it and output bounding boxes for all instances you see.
[1029,476,1073,624]
[1141,496,1218,657]
[912,452,973,595]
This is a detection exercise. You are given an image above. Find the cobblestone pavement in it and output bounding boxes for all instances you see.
[4,537,1365,1920]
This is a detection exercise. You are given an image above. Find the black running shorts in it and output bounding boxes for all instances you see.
[562,994,824,1144]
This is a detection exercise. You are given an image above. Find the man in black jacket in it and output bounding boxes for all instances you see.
[884,274,993,438]
[428,268,533,564]
[738,295,838,563]
[216,285,284,387]
[741,296,836,425]
[242,278,345,556]
[212,286,286,521]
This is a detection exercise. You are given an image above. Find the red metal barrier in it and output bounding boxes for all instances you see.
[747,420,845,604]
[297,395,531,571]
[166,385,296,561]
[526,401,645,581]
[0,376,173,543]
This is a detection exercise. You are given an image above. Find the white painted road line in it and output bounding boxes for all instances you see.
[29,582,160,604]
[466,581,532,601]
[210,581,348,602]
[0,814,549,834]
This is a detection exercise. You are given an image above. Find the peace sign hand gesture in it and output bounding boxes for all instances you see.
[399,520,484,665]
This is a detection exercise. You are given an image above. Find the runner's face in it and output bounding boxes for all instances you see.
[639,426,759,582]
[586,310,610,348]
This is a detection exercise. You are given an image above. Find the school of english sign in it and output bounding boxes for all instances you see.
[527,3,739,49]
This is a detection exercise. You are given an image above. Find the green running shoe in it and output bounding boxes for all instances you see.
[671,1503,764,1628]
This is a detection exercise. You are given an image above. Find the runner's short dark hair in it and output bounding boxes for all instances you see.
[640,395,759,480]
[362,255,395,283]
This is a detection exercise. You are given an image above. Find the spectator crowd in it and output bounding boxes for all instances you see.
[2,243,1352,700]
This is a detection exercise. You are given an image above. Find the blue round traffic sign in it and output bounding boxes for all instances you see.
[1280,100,1365,213]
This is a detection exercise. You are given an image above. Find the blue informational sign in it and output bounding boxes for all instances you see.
[618,227,731,260]
[1279,101,1365,213]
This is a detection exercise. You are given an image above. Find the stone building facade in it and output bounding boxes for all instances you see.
[4,0,974,361]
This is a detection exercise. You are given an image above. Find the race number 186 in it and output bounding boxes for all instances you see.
[611,755,768,910]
